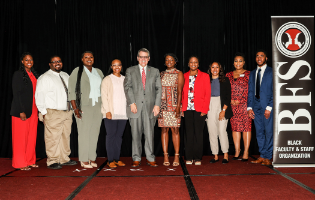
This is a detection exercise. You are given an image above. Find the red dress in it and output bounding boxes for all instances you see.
[226,71,252,132]
[11,71,38,168]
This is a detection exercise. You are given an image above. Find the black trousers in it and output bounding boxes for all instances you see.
[184,110,207,161]
[103,118,127,162]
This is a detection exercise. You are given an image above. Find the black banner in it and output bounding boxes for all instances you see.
[271,16,315,167]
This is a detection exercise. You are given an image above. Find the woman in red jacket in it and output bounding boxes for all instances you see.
[182,56,211,165]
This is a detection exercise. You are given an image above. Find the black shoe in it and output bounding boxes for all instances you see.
[222,159,229,164]
[61,160,78,165]
[209,159,219,163]
[241,158,248,162]
[232,155,241,160]
[47,163,62,170]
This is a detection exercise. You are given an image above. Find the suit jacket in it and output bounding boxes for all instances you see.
[68,66,104,105]
[10,70,35,118]
[182,69,211,114]
[247,66,273,110]
[217,76,233,119]
[124,65,162,119]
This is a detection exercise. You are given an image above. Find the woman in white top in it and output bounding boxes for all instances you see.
[101,59,128,168]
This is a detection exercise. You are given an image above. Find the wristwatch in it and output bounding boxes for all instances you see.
[222,109,226,111]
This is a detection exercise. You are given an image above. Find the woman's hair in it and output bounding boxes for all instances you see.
[233,52,246,69]
[20,52,39,84]
[106,59,124,76]
[207,62,226,83]
[75,51,94,110]
[164,53,178,63]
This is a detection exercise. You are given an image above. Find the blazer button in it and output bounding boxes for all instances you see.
[142,101,143,103]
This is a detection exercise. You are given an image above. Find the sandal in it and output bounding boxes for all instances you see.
[18,166,31,171]
[28,164,39,168]
[163,153,170,166]
[186,160,193,165]
[195,161,201,165]
[173,154,180,166]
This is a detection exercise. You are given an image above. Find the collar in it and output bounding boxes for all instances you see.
[49,69,61,76]
[257,64,267,71]
[138,64,147,70]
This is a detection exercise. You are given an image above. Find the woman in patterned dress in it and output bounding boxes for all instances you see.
[226,53,252,161]
[158,53,184,166]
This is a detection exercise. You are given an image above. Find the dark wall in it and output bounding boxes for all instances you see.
[0,0,313,158]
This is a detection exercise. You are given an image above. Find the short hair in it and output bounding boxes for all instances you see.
[164,53,178,63]
[49,55,61,62]
[137,48,150,57]
[234,52,246,69]
[255,49,268,57]
[81,51,94,58]
[188,55,199,63]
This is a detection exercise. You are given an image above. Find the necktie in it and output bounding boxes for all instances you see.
[60,74,70,111]
[142,68,146,90]
[256,68,261,98]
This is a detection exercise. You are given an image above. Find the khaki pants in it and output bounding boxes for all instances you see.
[206,96,229,155]
[44,109,73,166]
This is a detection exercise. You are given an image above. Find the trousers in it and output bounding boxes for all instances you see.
[206,96,229,155]
[44,109,73,166]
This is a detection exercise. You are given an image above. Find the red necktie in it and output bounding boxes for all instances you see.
[142,67,146,90]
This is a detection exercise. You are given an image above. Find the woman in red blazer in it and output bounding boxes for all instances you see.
[182,56,211,165]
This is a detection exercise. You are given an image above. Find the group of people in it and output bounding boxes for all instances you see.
[10,48,273,170]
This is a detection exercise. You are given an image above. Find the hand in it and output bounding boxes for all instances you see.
[74,109,83,119]
[131,103,137,114]
[42,114,45,124]
[174,107,180,118]
[264,110,271,119]
[248,109,255,119]
[234,100,240,105]
[200,112,207,117]
[152,105,160,116]
[231,100,235,106]
[219,110,225,121]
[20,112,26,121]
[106,112,112,119]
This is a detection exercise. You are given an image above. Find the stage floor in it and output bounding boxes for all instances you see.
[1,156,315,199]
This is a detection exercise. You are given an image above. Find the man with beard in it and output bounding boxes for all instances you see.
[247,50,273,166]
[35,56,77,169]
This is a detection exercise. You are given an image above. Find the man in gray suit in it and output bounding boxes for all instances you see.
[124,48,162,167]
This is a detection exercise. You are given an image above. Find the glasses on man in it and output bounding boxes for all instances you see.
[50,60,62,64]
[138,56,149,59]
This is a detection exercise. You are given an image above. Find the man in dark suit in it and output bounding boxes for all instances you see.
[247,50,273,166]
[124,48,162,167]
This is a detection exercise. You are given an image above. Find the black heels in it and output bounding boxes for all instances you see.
[232,154,241,160]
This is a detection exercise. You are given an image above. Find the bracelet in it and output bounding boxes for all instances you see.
[222,109,226,111]
[73,108,78,111]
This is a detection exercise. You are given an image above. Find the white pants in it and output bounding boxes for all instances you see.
[206,96,229,155]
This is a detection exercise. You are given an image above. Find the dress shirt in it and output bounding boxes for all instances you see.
[247,64,272,112]
[35,69,70,115]
[138,64,147,76]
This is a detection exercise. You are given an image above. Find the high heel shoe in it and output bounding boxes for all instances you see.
[163,153,170,166]
[80,161,93,168]
[173,154,180,166]
[89,160,97,168]
[232,150,241,160]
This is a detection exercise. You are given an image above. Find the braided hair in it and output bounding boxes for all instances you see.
[20,52,39,85]
[75,51,94,110]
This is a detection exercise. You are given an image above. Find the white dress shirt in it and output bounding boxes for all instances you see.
[35,69,70,115]
[138,64,147,76]
[247,64,272,111]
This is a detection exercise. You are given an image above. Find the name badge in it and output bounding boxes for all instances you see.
[239,74,245,77]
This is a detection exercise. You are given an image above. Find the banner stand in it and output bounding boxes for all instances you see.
[271,16,314,168]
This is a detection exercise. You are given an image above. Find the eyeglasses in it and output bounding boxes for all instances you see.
[138,56,149,59]
[112,64,122,68]
[50,60,62,64]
